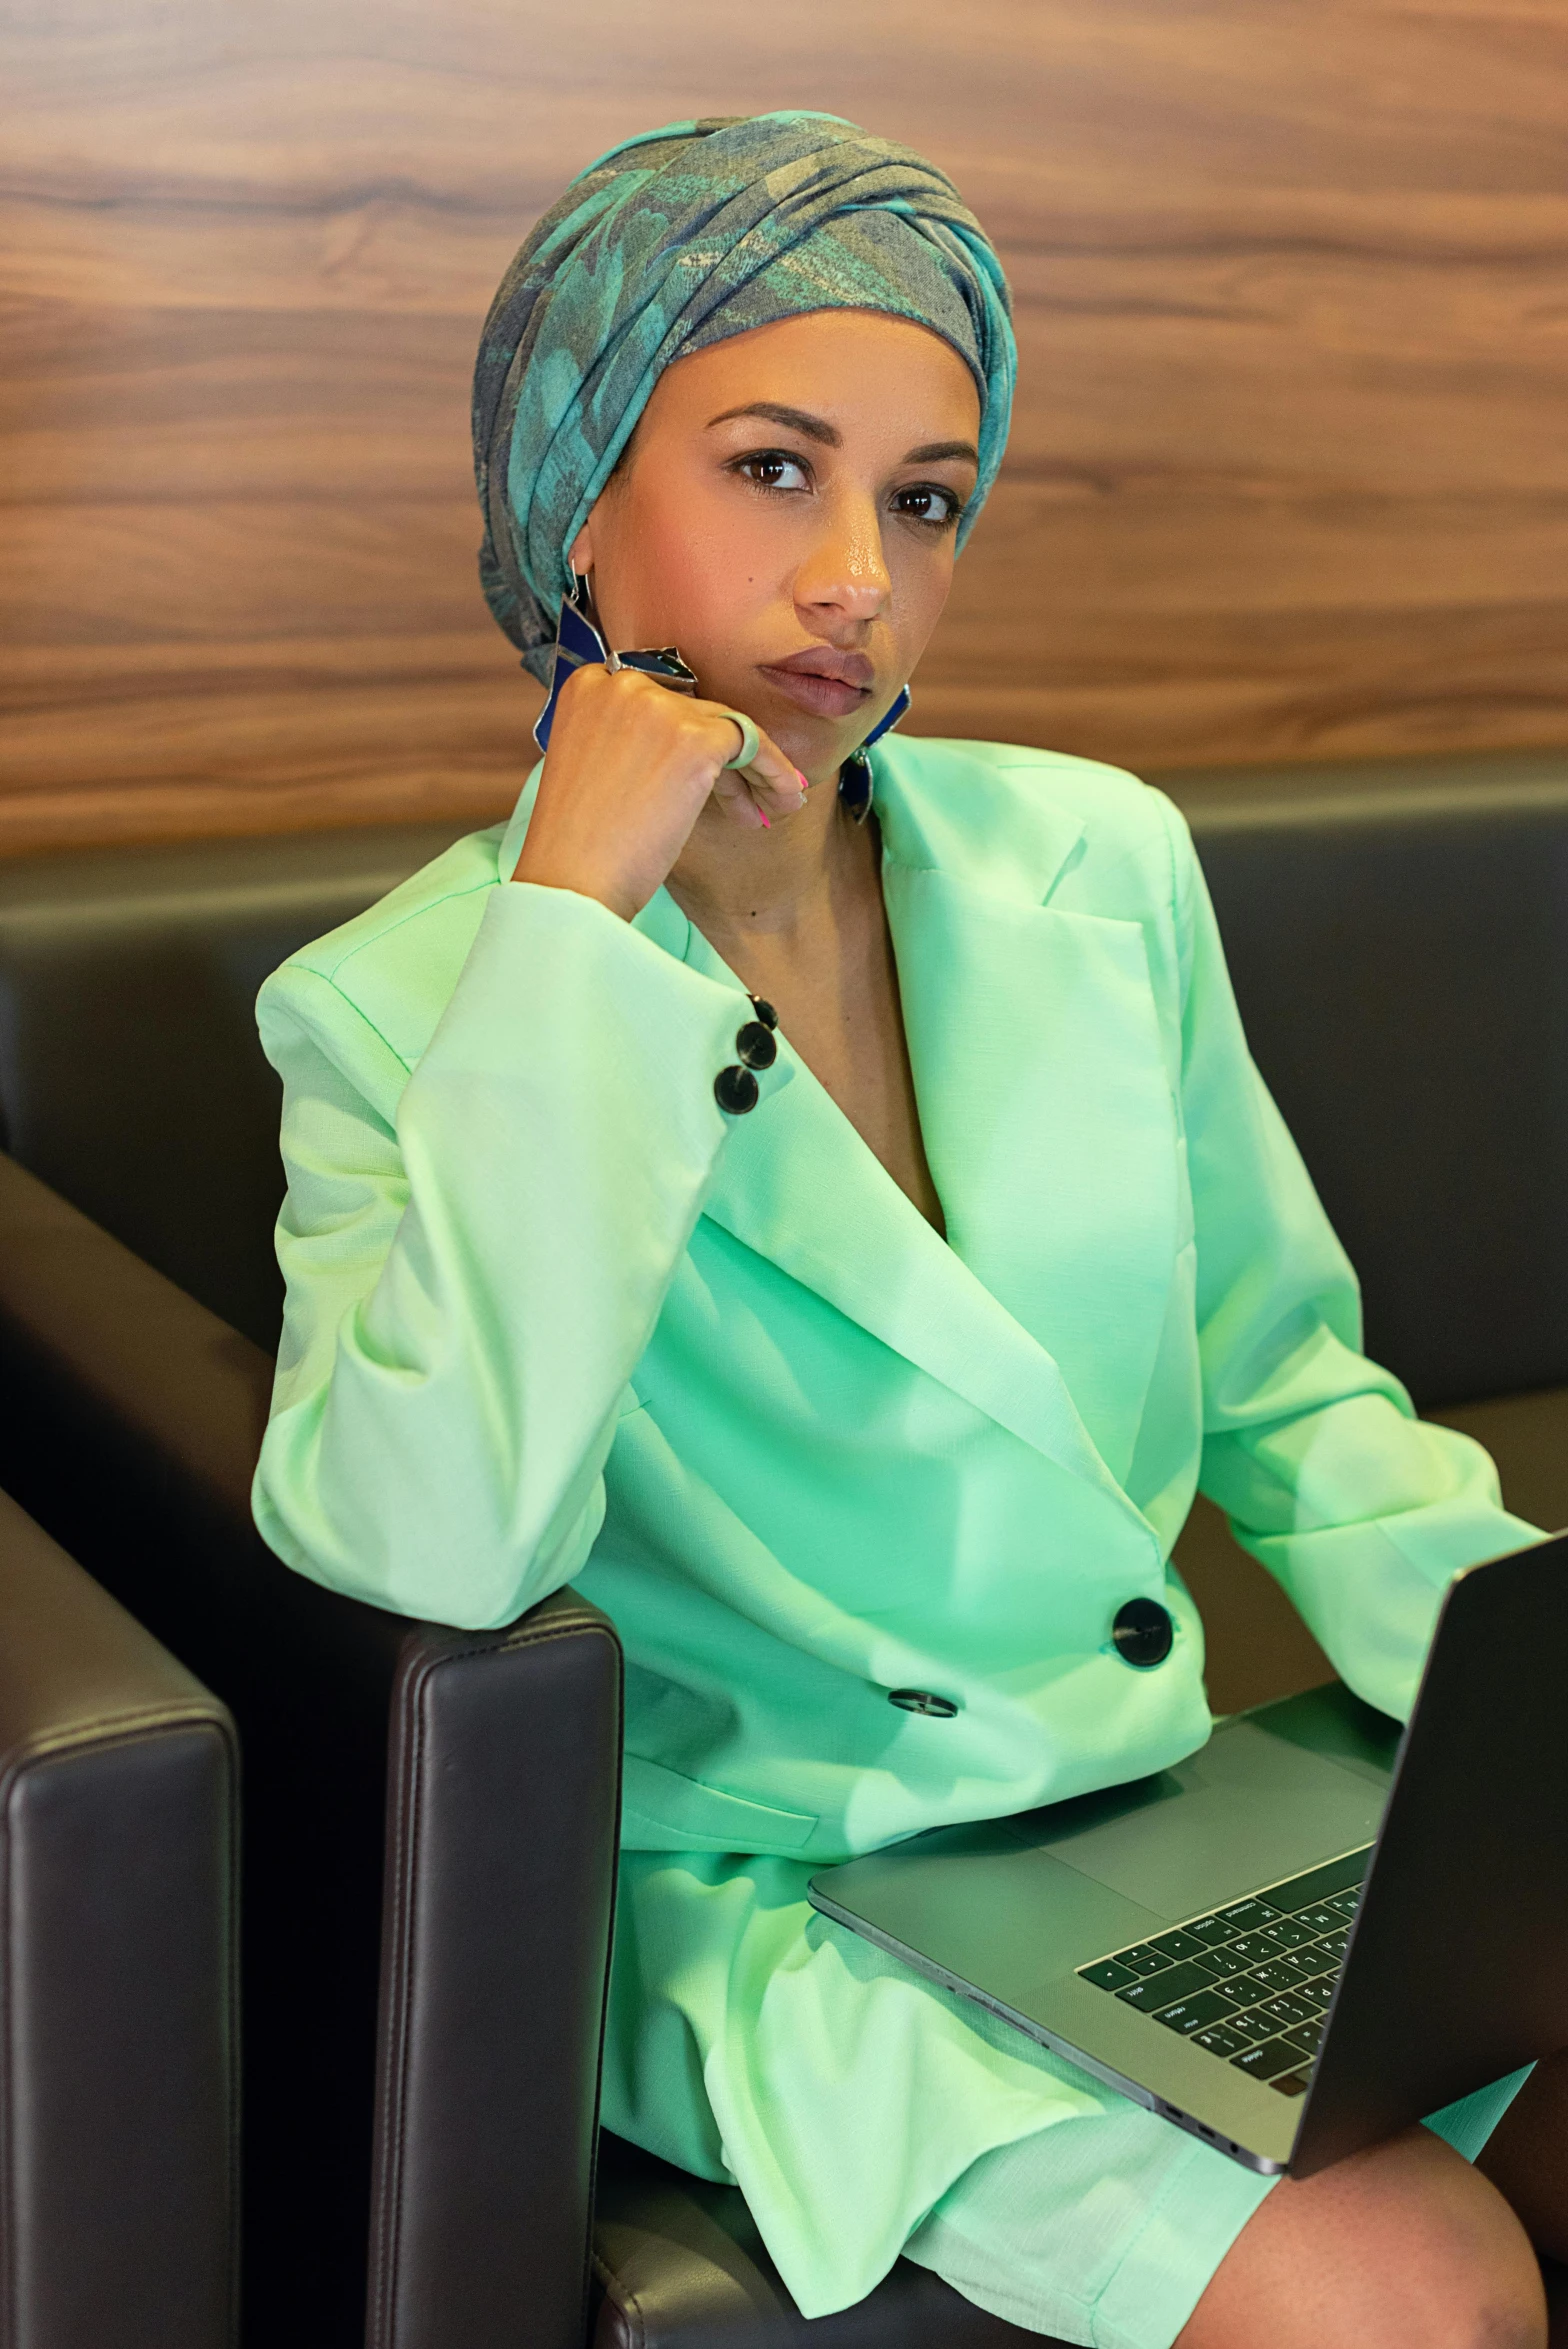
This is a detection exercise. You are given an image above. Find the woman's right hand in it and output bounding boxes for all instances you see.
[511,663,807,920]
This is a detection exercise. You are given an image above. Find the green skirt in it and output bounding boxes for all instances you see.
[601,1851,1530,2349]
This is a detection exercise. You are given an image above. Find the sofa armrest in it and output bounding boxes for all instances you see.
[372,1602,622,2349]
[0,1151,623,2349]
[0,1484,238,2349]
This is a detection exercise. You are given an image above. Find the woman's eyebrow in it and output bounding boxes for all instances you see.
[703,406,980,469]
[706,401,840,445]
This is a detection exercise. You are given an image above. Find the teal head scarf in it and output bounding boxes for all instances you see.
[473,111,1016,681]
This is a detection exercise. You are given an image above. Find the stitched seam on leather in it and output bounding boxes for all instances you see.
[481,1606,615,1658]
[578,1629,624,2342]
[0,1702,227,1779]
[590,2250,646,2349]
[218,1717,242,2349]
[370,1647,424,2349]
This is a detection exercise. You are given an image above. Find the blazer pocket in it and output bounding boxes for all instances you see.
[621,1753,819,1852]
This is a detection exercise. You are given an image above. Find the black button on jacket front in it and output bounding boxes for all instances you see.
[1111,1598,1174,1668]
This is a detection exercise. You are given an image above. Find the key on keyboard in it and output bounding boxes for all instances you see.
[1078,1847,1369,2096]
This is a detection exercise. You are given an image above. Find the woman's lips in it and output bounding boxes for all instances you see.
[758,664,873,721]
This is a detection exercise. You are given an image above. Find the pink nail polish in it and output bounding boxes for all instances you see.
[795,768,811,789]
[759,812,771,829]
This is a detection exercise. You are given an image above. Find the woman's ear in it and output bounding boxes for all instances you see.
[568,517,595,572]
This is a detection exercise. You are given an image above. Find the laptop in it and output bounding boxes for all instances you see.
[808,1533,1568,2177]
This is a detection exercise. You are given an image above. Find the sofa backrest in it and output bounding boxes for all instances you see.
[1,748,1563,1407]
[0,823,458,1351]
[1171,749,1568,1408]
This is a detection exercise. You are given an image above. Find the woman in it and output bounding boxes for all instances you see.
[253,113,1568,2347]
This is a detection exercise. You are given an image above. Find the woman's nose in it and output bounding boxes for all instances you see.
[795,496,892,623]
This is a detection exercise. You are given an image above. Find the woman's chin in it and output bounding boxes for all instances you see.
[784,731,857,790]
[739,703,852,786]
[697,667,864,786]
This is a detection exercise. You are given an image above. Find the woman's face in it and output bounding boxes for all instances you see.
[570,310,982,782]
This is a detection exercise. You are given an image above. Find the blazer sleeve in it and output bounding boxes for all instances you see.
[1156,794,1545,1721]
[252,881,751,1628]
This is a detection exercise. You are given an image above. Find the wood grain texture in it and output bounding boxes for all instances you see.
[4,0,1567,853]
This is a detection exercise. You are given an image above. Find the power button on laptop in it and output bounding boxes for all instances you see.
[1111,1599,1174,1668]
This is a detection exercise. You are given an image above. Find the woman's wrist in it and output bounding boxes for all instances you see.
[509,842,640,922]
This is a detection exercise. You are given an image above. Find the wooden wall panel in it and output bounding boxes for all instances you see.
[3,0,1567,854]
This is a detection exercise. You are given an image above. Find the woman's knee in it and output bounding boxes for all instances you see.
[1176,2127,1546,2349]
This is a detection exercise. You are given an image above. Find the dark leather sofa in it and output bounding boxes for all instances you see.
[0,742,1562,2347]
[0,1158,621,2349]
[0,1481,237,2349]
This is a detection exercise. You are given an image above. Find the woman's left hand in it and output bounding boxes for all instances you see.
[513,662,807,919]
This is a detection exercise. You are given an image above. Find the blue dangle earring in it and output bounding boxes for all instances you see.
[837,685,912,824]
[533,573,698,752]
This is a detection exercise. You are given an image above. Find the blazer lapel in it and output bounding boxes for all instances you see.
[699,1017,1142,1506]
[884,904,1180,1491]
[669,753,1167,1526]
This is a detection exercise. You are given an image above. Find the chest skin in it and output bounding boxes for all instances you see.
[668,808,946,1233]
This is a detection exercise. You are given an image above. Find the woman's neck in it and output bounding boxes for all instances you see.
[665,777,876,968]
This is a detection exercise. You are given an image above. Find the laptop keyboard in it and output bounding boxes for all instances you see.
[1077,1847,1370,2098]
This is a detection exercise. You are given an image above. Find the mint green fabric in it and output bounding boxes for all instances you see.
[604,1850,1530,2344]
[472,113,1015,679]
[252,737,1544,2331]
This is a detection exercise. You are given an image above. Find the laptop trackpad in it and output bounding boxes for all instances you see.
[1033,1721,1387,1921]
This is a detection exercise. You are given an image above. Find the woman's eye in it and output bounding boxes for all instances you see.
[735,451,812,493]
[892,484,962,528]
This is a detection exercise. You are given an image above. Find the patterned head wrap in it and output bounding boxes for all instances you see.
[473,111,1016,681]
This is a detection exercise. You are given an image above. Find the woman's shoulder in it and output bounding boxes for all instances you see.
[257,820,510,1071]
[874,735,1191,913]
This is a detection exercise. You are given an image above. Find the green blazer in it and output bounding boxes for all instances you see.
[253,739,1537,1863]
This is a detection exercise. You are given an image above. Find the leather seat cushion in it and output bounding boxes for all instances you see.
[592,2135,1051,2347]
